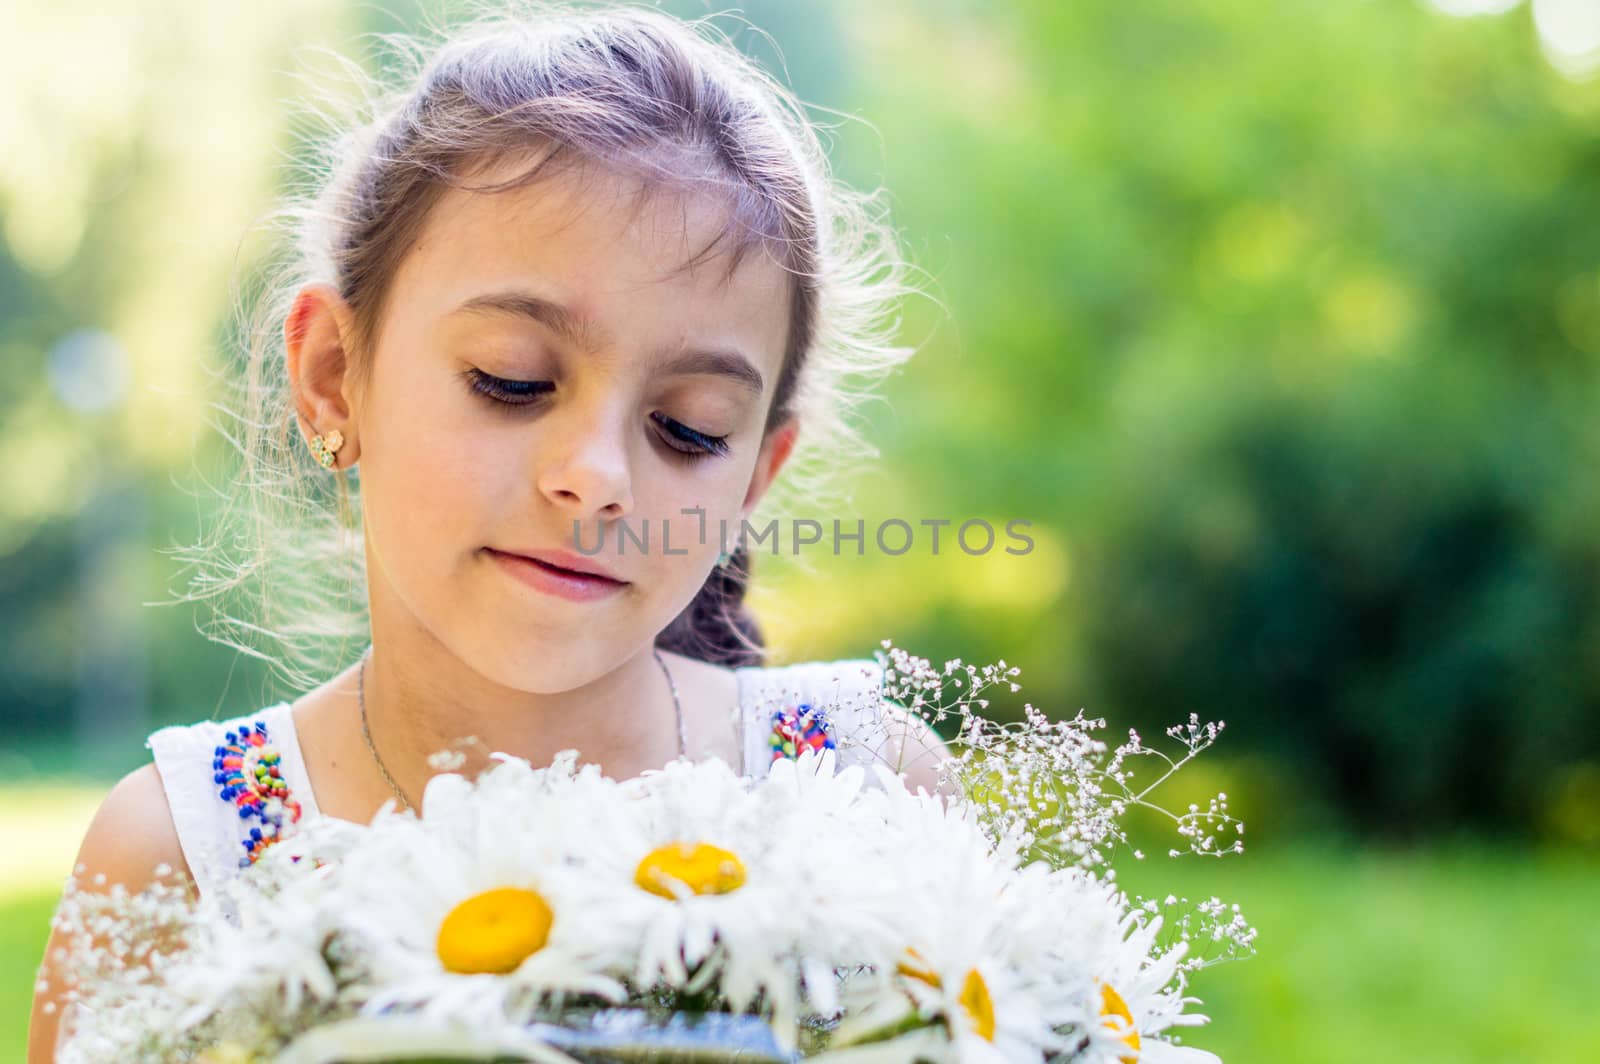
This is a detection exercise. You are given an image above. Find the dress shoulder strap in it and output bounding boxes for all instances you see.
[145,701,315,898]
[735,657,887,780]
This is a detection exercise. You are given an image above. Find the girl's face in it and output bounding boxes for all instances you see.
[324,159,797,690]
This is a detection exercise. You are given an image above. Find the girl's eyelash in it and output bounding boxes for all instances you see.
[465,368,555,405]
[464,369,731,460]
[650,411,732,460]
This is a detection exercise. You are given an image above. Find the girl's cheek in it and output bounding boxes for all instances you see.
[661,507,729,566]
[414,390,513,488]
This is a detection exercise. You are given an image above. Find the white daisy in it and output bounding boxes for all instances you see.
[754,750,924,998]
[577,753,880,1047]
[318,753,629,1028]
[1009,866,1221,1064]
[819,771,1093,1063]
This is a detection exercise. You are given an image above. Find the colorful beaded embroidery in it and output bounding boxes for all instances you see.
[213,720,304,868]
[768,702,836,763]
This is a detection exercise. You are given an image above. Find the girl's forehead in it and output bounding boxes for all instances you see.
[388,160,792,374]
[406,160,787,305]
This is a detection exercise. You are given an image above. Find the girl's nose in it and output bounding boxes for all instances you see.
[533,412,635,520]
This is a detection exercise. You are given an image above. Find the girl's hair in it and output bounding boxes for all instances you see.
[168,1,915,692]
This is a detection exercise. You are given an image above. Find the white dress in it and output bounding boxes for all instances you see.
[146,657,891,899]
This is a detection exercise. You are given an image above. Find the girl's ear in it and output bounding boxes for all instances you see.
[285,283,362,465]
[741,415,799,516]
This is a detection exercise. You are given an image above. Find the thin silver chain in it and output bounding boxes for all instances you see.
[357,644,686,812]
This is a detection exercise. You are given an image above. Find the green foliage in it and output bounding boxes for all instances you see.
[1083,362,1600,834]
[3,0,1600,833]
[831,0,1600,834]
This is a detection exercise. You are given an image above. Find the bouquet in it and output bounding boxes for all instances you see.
[46,643,1255,1063]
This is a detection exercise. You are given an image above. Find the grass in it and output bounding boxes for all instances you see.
[1113,844,1600,1064]
[4,784,1597,1063]
[0,782,104,899]
[3,889,58,1058]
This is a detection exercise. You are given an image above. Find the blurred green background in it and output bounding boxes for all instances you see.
[5,0,1600,1060]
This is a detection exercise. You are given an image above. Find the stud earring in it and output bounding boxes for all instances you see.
[715,533,741,570]
[309,428,345,469]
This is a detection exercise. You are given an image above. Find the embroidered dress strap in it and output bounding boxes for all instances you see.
[145,701,318,898]
[734,657,887,782]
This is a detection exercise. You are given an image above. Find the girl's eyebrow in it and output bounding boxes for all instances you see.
[451,289,766,396]
[453,290,607,349]
[656,348,765,396]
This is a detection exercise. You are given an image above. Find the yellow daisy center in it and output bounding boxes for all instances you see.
[959,967,997,1042]
[634,841,747,898]
[1099,982,1142,1062]
[435,886,553,974]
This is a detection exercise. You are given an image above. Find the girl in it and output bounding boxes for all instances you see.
[30,4,949,1057]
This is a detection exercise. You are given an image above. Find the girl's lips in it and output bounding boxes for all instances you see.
[486,548,628,603]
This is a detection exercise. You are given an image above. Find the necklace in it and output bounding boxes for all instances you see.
[357,644,687,813]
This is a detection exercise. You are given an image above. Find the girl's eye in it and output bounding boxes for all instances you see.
[465,370,730,460]
[651,411,732,461]
[465,369,555,406]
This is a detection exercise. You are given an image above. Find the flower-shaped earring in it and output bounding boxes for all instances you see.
[309,428,345,469]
